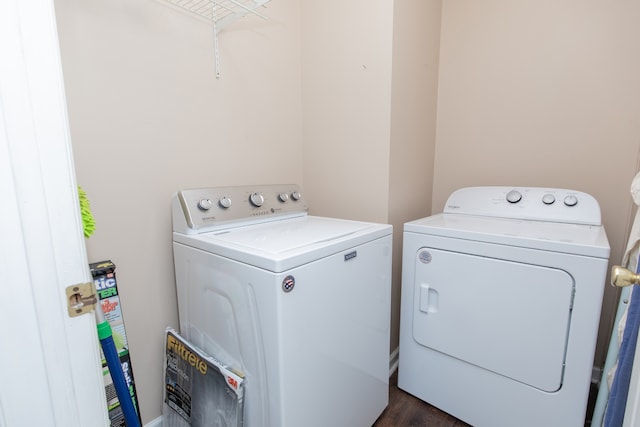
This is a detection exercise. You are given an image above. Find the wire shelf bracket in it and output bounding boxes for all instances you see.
[163,0,272,78]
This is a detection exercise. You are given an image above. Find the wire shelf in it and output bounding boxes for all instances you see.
[164,0,270,31]
[161,0,272,78]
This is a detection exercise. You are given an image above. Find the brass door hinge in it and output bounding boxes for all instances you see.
[66,282,97,317]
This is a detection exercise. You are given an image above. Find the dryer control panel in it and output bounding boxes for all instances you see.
[173,184,309,234]
[443,186,602,225]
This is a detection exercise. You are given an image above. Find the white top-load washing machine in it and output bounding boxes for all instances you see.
[398,186,610,427]
[172,184,392,427]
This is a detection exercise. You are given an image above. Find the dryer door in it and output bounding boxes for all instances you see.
[412,247,574,392]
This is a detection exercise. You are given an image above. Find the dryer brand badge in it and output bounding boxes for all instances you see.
[419,250,432,264]
[282,275,295,293]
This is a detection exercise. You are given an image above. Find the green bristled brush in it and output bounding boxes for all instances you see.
[78,186,96,238]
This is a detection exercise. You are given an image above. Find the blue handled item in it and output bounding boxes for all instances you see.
[97,319,141,427]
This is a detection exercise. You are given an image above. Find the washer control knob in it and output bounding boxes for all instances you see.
[542,194,556,205]
[564,195,578,207]
[198,198,213,211]
[218,196,232,209]
[278,193,289,202]
[291,191,302,201]
[506,190,522,204]
[249,192,265,207]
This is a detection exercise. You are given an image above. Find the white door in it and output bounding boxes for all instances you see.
[0,0,108,426]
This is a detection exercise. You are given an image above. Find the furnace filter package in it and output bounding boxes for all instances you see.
[163,328,245,427]
[90,260,142,427]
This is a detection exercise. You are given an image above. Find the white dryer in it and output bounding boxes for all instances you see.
[398,186,610,427]
[172,184,392,427]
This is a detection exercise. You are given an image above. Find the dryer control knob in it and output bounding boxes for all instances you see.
[542,194,556,205]
[198,198,213,211]
[564,195,578,207]
[249,192,265,207]
[506,190,522,204]
[218,196,232,209]
[291,191,302,201]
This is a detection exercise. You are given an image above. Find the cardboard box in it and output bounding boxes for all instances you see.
[90,260,142,427]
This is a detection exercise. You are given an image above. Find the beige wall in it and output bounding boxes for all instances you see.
[55,0,302,422]
[388,0,442,356]
[301,0,393,223]
[433,1,640,366]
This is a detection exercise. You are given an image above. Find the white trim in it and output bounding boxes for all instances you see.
[145,416,163,427]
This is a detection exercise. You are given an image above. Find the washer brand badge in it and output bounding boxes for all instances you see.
[282,275,295,293]
[419,250,432,264]
[344,251,357,262]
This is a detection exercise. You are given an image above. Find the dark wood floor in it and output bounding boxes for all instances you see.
[373,372,470,427]
[373,371,599,427]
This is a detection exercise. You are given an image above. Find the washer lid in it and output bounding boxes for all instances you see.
[173,215,392,272]
[405,213,610,258]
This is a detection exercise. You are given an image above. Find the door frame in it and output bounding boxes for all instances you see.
[0,0,108,425]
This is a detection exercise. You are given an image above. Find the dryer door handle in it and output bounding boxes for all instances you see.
[419,284,439,313]
[611,265,640,287]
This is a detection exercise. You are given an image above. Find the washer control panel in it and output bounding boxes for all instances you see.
[444,186,602,225]
[173,184,308,233]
